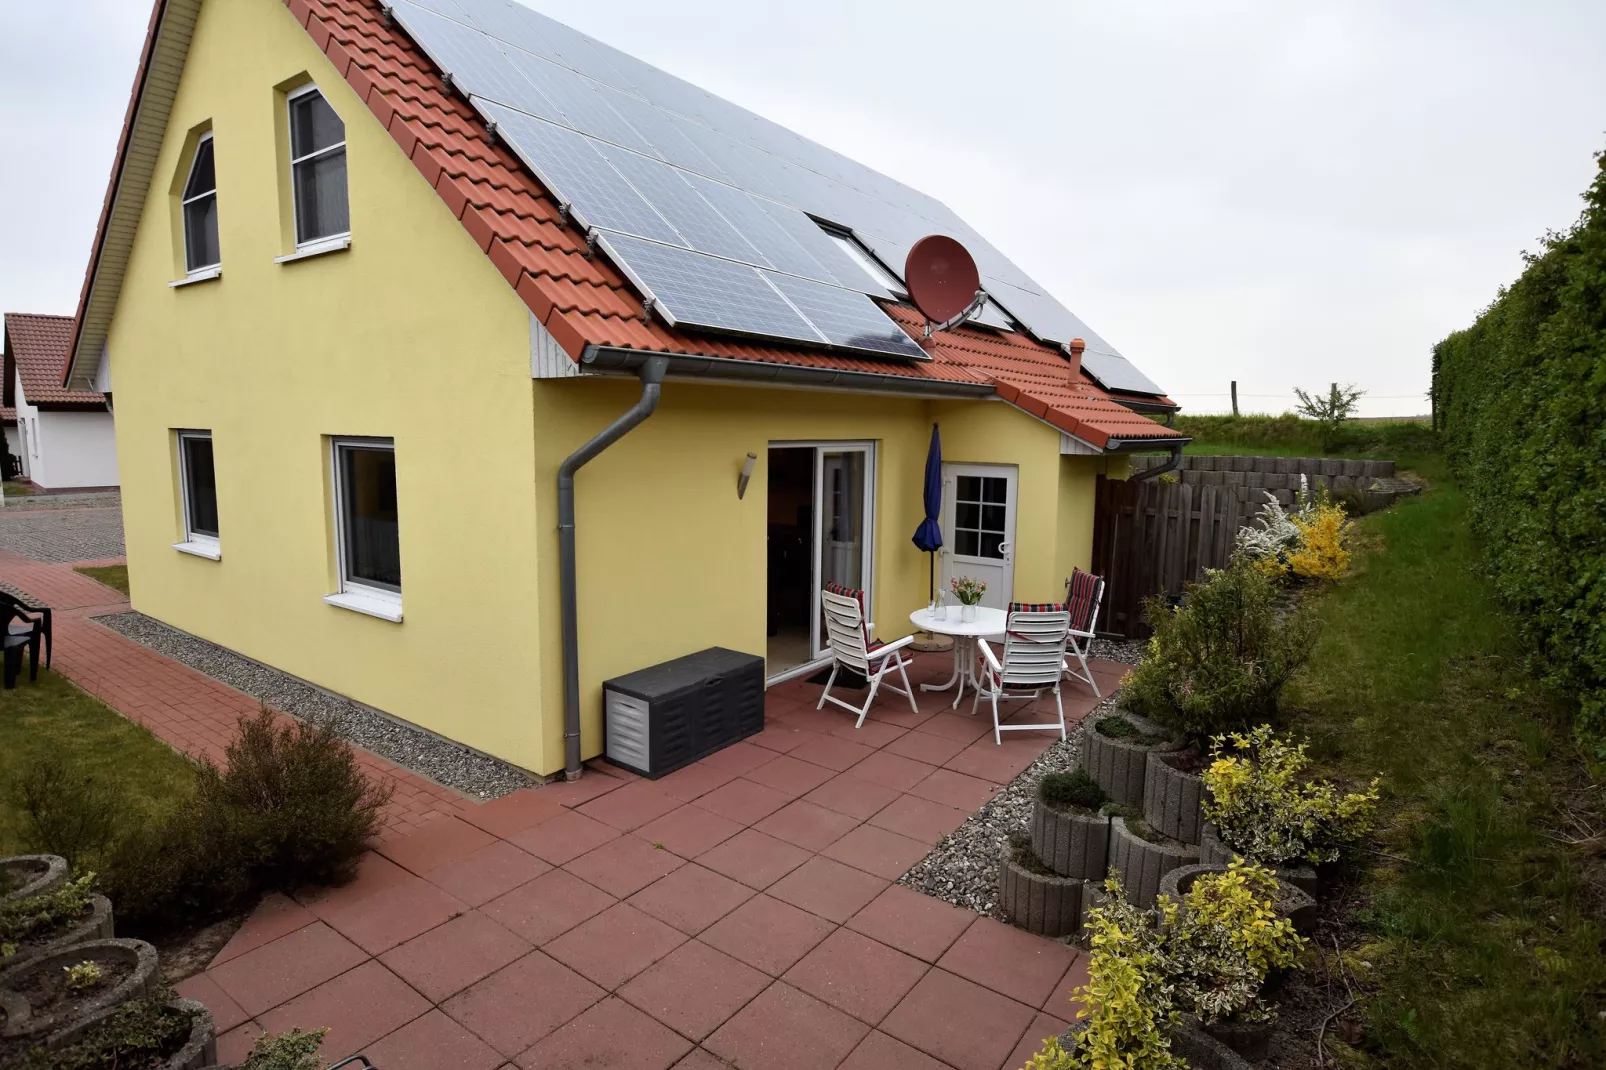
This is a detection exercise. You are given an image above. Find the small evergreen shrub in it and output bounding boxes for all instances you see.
[1122,563,1318,740]
[106,709,390,931]
[240,1027,329,1069]
[1202,725,1380,865]
[1094,714,1167,744]
[1039,769,1106,813]
[10,757,123,870]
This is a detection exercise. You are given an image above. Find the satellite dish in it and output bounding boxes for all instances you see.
[905,235,985,332]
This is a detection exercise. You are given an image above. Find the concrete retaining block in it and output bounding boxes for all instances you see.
[998,847,1084,938]
[1031,800,1110,879]
[1107,817,1199,908]
[1081,711,1175,806]
[1142,749,1205,845]
[1159,863,1318,933]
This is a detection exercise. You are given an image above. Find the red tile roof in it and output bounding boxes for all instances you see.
[5,314,105,409]
[70,0,1182,450]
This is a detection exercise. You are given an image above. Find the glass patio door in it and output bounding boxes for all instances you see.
[812,445,875,660]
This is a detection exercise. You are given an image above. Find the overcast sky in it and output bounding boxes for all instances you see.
[3,1,1603,416]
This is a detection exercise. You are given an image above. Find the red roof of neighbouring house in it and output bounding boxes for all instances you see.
[5,313,104,410]
[67,0,1185,450]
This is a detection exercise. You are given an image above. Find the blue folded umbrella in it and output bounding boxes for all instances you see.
[913,426,943,612]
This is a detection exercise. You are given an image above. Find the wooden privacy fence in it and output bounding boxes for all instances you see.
[1091,476,1249,638]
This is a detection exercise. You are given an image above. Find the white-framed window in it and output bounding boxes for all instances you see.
[174,430,221,559]
[288,85,349,247]
[326,437,402,620]
[181,134,220,273]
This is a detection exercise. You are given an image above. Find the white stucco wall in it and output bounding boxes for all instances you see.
[11,370,119,488]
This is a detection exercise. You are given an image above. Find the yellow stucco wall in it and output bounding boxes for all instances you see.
[104,0,1119,777]
[107,0,548,768]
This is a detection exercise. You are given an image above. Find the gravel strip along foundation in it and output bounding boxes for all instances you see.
[898,694,1127,919]
[93,611,534,800]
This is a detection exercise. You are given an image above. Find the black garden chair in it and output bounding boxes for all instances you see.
[1,591,50,663]
[2,597,45,689]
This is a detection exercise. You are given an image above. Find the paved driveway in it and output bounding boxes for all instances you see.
[0,491,124,561]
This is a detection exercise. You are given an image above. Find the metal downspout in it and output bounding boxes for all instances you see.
[558,355,669,780]
[1132,443,1185,481]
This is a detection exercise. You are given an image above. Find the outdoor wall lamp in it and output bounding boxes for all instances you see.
[737,452,758,499]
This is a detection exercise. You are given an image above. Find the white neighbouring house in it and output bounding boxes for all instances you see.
[3,313,118,490]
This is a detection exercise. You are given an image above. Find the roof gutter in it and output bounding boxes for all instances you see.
[1129,442,1187,480]
[580,346,996,400]
[558,355,669,780]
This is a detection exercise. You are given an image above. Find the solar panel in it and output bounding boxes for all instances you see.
[388,0,1163,385]
[598,234,825,346]
[763,273,927,360]
[478,101,684,245]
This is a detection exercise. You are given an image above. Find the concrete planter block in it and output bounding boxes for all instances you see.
[998,847,1084,938]
[0,938,159,1042]
[1143,749,1206,845]
[1081,711,1175,807]
[1200,823,1319,896]
[1,855,68,903]
[46,997,215,1068]
[1273,456,1295,475]
[4,895,115,970]
[1363,459,1395,478]
[1159,863,1318,934]
[1185,1014,1270,1064]
[1030,800,1110,879]
[1107,818,1198,908]
[1195,456,1218,471]
[1223,471,1246,486]
[1055,1018,1256,1070]
[1340,459,1366,477]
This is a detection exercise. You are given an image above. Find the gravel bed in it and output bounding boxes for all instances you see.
[898,694,1126,919]
[94,610,535,800]
[0,490,120,511]
[0,505,124,561]
[1089,636,1144,664]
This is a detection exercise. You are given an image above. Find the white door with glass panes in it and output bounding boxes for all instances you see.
[939,464,1017,612]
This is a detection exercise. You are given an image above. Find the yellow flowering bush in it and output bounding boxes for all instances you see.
[1285,500,1351,580]
[1203,725,1381,865]
[1155,861,1305,1024]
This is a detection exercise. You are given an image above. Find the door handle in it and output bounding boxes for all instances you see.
[998,540,1012,563]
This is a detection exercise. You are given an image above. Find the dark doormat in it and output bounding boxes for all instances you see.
[807,665,867,689]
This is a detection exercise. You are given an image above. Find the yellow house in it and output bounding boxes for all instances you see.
[61,0,1185,780]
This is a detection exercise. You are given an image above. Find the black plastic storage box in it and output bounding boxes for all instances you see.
[603,647,765,778]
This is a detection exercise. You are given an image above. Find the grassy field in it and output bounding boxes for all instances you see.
[74,563,130,596]
[0,671,194,859]
[1284,457,1606,1067]
[1167,413,1438,461]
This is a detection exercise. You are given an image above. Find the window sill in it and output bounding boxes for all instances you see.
[276,235,351,264]
[168,267,221,288]
[172,539,221,560]
[324,588,403,622]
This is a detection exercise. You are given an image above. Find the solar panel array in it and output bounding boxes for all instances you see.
[388,0,1165,392]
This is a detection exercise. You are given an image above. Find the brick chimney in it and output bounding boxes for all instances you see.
[1065,337,1085,382]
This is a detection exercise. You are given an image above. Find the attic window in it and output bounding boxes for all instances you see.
[182,134,220,273]
[824,230,906,296]
[288,87,350,246]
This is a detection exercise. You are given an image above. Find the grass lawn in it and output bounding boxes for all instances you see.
[1,481,38,497]
[1285,457,1606,1067]
[0,670,194,859]
[73,563,129,596]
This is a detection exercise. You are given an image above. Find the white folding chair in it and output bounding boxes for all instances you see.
[816,584,918,728]
[973,603,1073,745]
[1061,568,1106,699]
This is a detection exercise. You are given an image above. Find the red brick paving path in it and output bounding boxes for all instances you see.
[3,550,1126,1069]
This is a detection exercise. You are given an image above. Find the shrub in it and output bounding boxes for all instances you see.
[63,959,105,991]
[10,988,196,1070]
[1286,498,1351,581]
[106,708,390,931]
[1095,714,1167,744]
[1,873,97,961]
[240,1027,329,1070]
[1235,482,1352,583]
[1028,877,1183,1070]
[1039,769,1106,812]
[9,756,123,870]
[1202,725,1380,865]
[1433,146,1606,749]
[1121,563,1319,740]
[1154,861,1305,1024]
[1294,384,1365,452]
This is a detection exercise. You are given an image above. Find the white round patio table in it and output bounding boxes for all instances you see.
[909,605,1008,710]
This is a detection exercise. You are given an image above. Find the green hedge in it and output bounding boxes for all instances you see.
[1432,150,1606,748]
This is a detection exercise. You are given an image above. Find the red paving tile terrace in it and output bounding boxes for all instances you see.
[7,547,1128,1068]
[176,654,1124,1068]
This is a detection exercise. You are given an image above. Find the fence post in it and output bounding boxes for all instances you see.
[1230,381,1239,417]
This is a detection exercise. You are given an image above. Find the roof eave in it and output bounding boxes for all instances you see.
[579,345,996,400]
[63,0,203,390]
